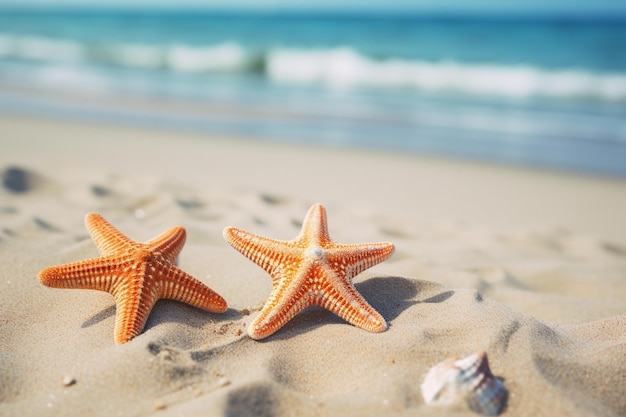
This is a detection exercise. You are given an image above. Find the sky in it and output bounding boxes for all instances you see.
[1,0,626,16]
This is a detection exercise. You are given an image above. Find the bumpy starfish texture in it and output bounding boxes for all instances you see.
[223,203,394,340]
[38,213,227,344]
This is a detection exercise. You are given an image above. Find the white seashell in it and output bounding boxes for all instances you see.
[61,375,76,387]
[421,351,507,416]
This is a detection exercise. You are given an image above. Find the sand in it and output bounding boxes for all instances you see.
[0,114,625,417]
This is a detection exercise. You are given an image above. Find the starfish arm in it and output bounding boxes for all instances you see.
[146,226,186,264]
[38,256,120,293]
[295,203,331,245]
[157,262,227,313]
[85,213,134,257]
[326,242,395,279]
[223,226,300,281]
[112,281,159,345]
[318,271,387,333]
[247,275,313,340]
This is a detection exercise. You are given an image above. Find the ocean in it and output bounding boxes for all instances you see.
[0,10,625,175]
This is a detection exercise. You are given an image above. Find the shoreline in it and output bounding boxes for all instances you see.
[2,83,626,177]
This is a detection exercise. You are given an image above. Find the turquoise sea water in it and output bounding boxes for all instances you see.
[0,10,625,175]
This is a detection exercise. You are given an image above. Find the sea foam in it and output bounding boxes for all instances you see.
[0,34,84,62]
[166,43,247,72]
[266,47,626,101]
[1,32,625,102]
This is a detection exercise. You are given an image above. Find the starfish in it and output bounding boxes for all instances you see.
[223,203,394,340]
[38,213,227,344]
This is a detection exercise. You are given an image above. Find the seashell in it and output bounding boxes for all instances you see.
[421,350,507,416]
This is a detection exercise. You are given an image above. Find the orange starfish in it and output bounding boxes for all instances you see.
[223,203,394,340]
[38,213,227,344]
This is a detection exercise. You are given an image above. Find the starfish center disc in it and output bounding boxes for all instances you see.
[305,245,325,260]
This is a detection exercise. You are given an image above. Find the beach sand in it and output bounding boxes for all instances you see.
[1,114,625,416]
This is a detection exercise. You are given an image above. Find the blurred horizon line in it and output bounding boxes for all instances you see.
[1,6,626,23]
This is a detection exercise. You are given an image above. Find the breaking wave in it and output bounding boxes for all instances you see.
[0,33,251,73]
[266,48,626,102]
[1,33,625,102]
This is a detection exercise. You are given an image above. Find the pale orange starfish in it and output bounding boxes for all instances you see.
[223,203,394,340]
[38,213,227,344]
